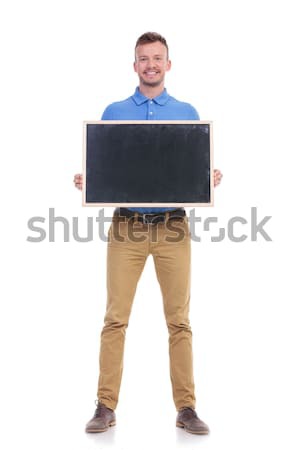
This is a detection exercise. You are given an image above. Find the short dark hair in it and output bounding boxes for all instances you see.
[135,32,169,59]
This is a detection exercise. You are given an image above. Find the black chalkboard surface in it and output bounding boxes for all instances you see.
[83,121,213,206]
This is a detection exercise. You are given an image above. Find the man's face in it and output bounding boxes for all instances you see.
[134,41,171,88]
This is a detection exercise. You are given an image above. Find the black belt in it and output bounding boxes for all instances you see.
[116,208,186,225]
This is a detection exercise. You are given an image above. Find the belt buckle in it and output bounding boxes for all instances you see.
[142,213,154,225]
[143,213,163,225]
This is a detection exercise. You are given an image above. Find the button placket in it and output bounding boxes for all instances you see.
[148,99,154,119]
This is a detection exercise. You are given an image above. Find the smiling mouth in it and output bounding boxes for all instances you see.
[144,71,159,76]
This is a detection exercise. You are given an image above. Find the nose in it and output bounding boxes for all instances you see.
[146,59,158,68]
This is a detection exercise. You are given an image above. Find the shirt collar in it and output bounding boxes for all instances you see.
[132,87,170,106]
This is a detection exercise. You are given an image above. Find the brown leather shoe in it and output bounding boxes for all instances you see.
[85,402,116,433]
[176,407,209,435]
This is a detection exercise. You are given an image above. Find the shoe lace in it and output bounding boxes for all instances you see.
[181,407,198,420]
[94,401,110,418]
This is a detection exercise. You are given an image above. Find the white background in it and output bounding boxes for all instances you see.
[1,0,300,449]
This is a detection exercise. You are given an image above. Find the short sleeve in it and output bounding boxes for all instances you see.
[188,105,200,120]
[101,104,114,120]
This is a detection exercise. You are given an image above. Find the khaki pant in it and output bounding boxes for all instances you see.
[97,214,196,411]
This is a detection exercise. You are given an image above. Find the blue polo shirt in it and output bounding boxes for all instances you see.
[101,87,200,213]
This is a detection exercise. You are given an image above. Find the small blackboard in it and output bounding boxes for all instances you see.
[83,121,214,207]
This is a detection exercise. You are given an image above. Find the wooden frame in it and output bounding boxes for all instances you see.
[82,120,214,207]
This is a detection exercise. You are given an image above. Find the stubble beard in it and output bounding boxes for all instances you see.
[139,74,164,88]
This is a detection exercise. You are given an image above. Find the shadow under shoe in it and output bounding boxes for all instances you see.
[85,402,116,433]
[176,407,209,435]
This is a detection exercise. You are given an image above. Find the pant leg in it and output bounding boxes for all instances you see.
[151,218,196,411]
[97,218,148,410]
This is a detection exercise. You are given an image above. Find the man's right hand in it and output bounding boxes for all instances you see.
[74,173,83,190]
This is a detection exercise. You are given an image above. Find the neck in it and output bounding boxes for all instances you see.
[138,83,165,99]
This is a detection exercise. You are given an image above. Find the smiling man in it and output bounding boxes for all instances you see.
[74,32,222,435]
[134,37,171,90]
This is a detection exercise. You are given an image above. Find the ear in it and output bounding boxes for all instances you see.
[133,61,137,73]
[166,59,172,72]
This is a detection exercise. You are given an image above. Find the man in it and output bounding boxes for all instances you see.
[74,32,222,435]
